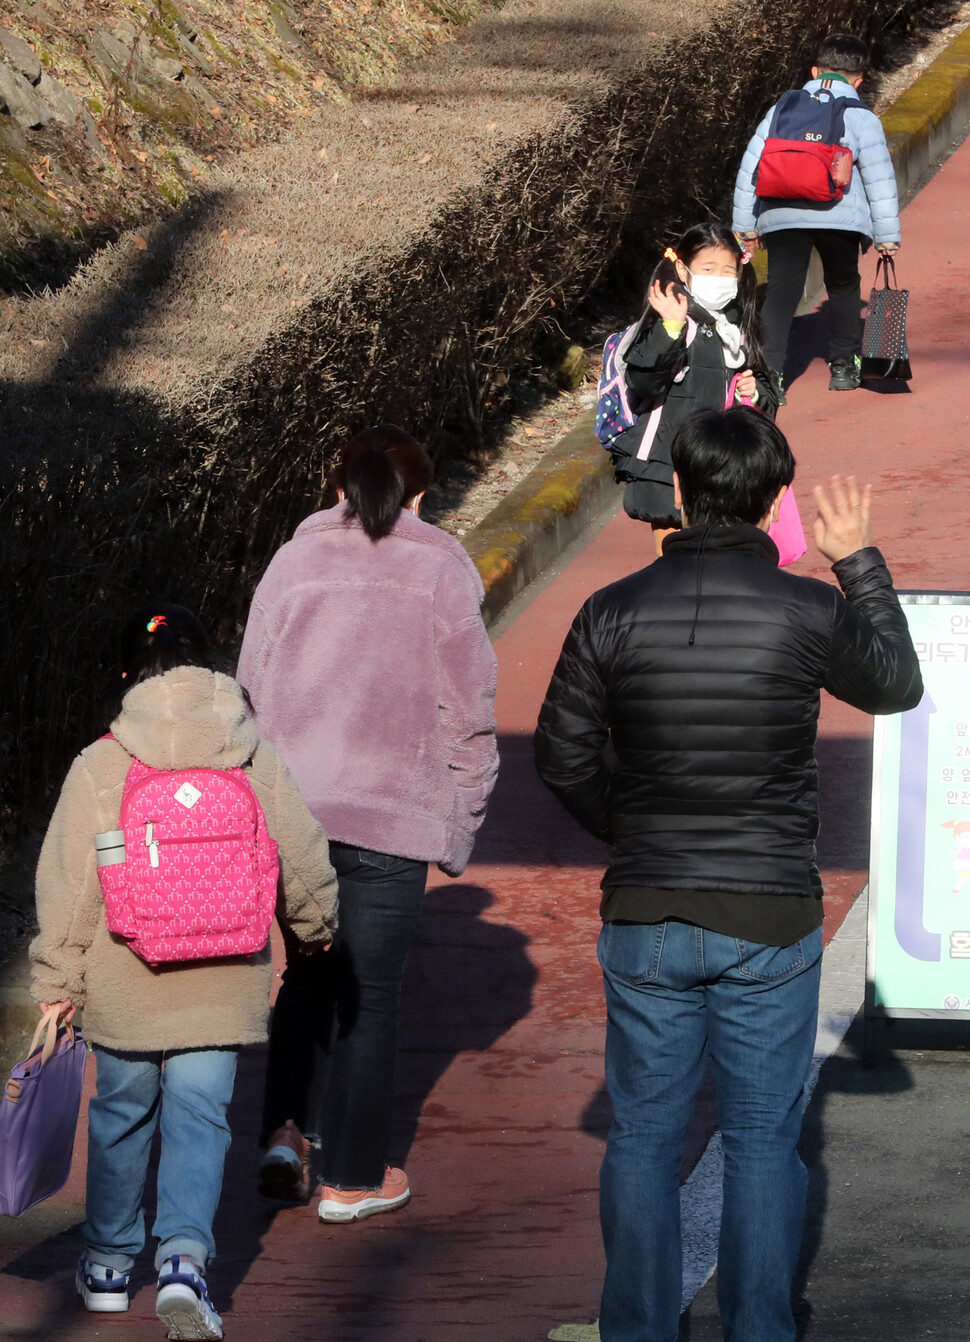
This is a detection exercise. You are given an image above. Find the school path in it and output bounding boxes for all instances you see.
[2,138,970,1342]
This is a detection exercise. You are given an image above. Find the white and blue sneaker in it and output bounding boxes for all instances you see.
[156,1255,223,1340]
[75,1253,130,1312]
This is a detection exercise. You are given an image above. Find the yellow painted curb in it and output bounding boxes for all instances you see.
[462,409,616,619]
[882,25,970,143]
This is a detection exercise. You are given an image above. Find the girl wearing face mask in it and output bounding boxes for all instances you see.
[608,222,777,552]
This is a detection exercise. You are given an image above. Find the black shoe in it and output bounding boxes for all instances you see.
[828,357,861,391]
[769,368,787,408]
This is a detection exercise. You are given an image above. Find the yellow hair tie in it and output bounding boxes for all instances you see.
[663,247,679,263]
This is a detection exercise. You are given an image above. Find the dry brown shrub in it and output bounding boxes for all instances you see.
[0,0,498,287]
[0,0,936,833]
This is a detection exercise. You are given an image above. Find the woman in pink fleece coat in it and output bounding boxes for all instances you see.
[237,424,498,1221]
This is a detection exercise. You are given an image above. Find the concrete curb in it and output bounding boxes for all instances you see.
[462,410,614,627]
[883,25,970,200]
[464,24,970,623]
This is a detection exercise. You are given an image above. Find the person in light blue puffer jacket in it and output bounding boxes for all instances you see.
[732,32,901,398]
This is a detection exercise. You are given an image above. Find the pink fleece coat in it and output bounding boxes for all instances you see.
[237,503,498,876]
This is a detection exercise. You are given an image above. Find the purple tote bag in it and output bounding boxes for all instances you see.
[0,1010,86,1217]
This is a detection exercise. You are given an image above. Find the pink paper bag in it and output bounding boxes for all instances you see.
[769,486,807,568]
[725,374,807,568]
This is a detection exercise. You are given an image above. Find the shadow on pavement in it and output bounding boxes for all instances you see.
[393,882,539,1166]
[791,1013,914,1339]
[782,300,912,397]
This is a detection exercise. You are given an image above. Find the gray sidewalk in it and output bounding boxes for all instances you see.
[684,1018,970,1340]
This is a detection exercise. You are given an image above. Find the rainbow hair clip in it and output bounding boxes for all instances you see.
[663,247,679,263]
[146,614,167,634]
[732,232,754,265]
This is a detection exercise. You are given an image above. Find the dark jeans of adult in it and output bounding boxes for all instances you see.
[762,228,864,372]
[261,842,427,1189]
[597,919,823,1342]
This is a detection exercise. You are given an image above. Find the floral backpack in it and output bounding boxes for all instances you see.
[96,746,279,966]
[595,318,697,459]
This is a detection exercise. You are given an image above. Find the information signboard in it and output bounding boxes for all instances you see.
[867,592,970,1021]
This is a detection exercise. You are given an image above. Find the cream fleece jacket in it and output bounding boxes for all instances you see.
[30,666,339,1052]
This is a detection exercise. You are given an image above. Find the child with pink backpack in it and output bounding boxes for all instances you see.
[30,605,339,1341]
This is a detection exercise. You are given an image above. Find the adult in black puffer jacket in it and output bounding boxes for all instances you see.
[537,427,921,905]
[534,407,921,1342]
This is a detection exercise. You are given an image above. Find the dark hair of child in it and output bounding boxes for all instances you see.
[815,32,870,76]
[334,424,434,542]
[647,221,765,369]
[105,604,215,723]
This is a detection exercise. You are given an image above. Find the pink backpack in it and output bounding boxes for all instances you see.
[97,752,279,966]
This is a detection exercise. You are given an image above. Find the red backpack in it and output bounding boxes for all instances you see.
[755,84,854,203]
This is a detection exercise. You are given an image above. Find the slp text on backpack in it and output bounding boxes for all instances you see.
[97,756,279,966]
[755,85,853,203]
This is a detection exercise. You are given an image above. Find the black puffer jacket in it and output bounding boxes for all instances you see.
[534,527,922,895]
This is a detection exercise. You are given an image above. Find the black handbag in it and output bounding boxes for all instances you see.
[860,255,911,381]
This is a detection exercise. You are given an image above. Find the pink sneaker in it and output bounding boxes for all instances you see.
[259,1120,312,1202]
[318,1166,410,1222]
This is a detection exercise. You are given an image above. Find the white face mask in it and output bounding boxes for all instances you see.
[687,270,739,313]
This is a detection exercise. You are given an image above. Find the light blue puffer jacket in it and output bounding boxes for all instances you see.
[732,79,901,244]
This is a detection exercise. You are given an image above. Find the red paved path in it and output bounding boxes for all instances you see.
[2,136,970,1342]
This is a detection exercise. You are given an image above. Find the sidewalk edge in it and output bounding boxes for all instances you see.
[461,410,616,627]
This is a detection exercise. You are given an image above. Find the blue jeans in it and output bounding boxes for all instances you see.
[262,843,428,1188]
[84,1045,238,1274]
[597,920,823,1342]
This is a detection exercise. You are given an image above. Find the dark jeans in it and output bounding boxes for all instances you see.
[762,228,864,372]
[262,842,427,1189]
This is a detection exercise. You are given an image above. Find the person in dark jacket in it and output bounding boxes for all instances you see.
[534,406,921,1342]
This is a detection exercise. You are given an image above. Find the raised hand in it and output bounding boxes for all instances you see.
[813,474,873,563]
[648,279,689,325]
